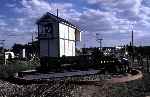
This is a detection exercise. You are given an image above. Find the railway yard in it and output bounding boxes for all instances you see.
[0,72,149,97]
[1,0,150,96]
[0,7,150,97]
[0,48,149,97]
[0,59,149,97]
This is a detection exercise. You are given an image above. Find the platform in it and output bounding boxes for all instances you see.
[14,69,143,84]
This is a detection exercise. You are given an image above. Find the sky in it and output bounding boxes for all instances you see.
[0,0,150,48]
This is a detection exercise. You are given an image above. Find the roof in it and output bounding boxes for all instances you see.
[36,12,80,30]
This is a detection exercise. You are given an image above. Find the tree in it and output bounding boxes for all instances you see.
[11,44,24,55]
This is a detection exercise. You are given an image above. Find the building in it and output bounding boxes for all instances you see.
[81,47,115,56]
[37,12,81,58]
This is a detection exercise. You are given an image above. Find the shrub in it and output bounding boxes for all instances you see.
[0,60,39,79]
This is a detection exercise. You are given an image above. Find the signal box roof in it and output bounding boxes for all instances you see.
[37,12,79,30]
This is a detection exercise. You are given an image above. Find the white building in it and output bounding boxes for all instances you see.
[37,12,81,58]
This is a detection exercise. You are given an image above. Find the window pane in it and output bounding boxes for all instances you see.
[59,23,65,38]
[69,27,75,40]
[59,39,64,57]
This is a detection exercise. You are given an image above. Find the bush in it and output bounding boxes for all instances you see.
[0,60,39,79]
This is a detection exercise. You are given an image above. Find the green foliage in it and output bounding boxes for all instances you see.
[0,55,4,65]
[0,59,40,79]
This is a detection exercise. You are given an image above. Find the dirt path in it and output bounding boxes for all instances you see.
[0,71,148,97]
[107,70,143,83]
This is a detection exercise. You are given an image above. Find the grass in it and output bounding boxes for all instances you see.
[0,59,40,79]
[0,58,149,97]
[0,73,150,97]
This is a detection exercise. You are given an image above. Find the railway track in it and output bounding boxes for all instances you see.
[12,73,111,85]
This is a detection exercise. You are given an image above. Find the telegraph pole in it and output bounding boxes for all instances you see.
[96,33,103,52]
[131,30,134,67]
[131,23,134,68]
[57,8,59,17]
[0,40,5,64]
[83,31,86,48]
[0,40,5,54]
[131,30,133,48]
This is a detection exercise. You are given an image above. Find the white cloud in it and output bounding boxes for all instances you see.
[14,0,149,46]
[80,0,150,46]
[5,3,16,8]
[0,20,7,26]
[14,0,74,19]
[84,0,114,4]
[2,0,150,47]
[2,0,79,47]
[0,17,7,26]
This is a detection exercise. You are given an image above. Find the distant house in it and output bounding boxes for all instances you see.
[11,41,39,59]
[37,12,81,58]
[81,47,115,55]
